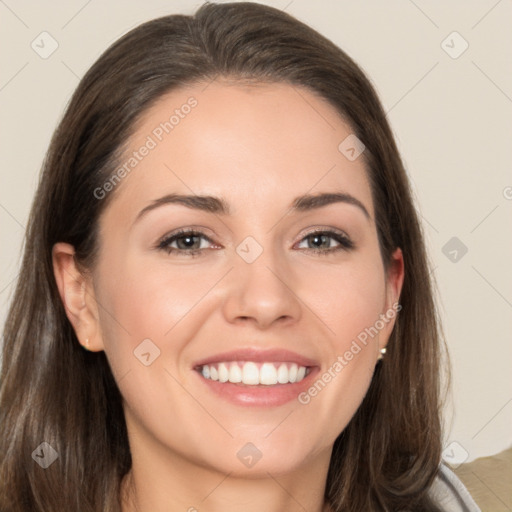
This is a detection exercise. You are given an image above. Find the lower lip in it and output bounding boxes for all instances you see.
[195,367,320,407]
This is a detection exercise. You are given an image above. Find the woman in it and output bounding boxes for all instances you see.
[0,2,480,511]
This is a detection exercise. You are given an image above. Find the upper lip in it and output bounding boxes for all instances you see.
[193,348,319,369]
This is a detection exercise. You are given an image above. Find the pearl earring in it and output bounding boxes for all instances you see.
[83,338,90,351]
[377,347,386,360]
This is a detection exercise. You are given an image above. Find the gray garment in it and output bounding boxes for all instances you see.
[429,463,481,511]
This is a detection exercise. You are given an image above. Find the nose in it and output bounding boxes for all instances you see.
[221,243,302,330]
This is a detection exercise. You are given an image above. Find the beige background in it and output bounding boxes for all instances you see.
[1,0,511,466]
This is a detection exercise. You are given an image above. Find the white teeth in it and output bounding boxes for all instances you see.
[276,363,288,384]
[289,363,298,383]
[260,363,278,385]
[218,362,229,383]
[199,361,309,385]
[242,362,260,385]
[229,362,242,383]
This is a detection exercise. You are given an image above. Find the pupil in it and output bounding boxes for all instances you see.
[311,234,327,248]
[179,236,197,249]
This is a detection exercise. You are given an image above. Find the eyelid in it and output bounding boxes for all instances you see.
[295,226,351,242]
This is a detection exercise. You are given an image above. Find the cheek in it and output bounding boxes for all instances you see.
[296,254,387,346]
[92,257,230,462]
[293,256,385,437]
[95,253,214,347]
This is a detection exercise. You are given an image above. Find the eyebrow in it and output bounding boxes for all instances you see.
[134,191,370,224]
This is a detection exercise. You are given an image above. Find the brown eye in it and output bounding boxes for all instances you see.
[157,229,213,257]
[296,230,354,254]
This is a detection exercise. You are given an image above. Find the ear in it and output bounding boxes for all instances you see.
[379,247,405,352]
[52,242,103,352]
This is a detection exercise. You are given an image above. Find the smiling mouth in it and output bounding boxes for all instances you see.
[196,361,311,386]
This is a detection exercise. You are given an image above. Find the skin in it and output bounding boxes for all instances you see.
[53,80,404,512]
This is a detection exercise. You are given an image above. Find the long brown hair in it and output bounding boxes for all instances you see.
[0,2,448,510]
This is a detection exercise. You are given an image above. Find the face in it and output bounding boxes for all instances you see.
[72,80,403,477]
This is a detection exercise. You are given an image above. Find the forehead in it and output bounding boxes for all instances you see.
[104,79,374,224]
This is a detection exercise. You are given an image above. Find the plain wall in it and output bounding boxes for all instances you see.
[1,0,511,464]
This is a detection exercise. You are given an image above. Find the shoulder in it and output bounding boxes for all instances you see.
[428,463,481,512]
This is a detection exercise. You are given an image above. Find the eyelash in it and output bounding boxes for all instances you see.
[156,228,355,258]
